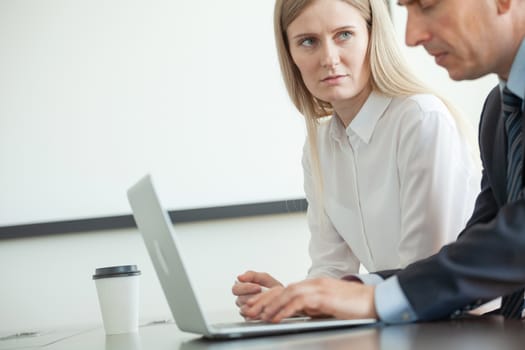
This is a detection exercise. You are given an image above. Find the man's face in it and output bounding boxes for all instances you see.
[398,0,505,80]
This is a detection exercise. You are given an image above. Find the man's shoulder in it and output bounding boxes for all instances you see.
[483,86,501,110]
[479,86,501,132]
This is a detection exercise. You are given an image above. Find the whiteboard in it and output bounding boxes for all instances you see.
[0,0,306,226]
[0,1,497,227]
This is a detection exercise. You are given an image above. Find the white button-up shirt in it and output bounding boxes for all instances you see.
[305,91,480,277]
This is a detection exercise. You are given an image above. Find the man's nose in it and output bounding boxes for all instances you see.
[405,8,431,47]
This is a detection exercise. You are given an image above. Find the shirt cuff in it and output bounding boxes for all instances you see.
[375,276,418,323]
[357,273,384,285]
[341,273,384,285]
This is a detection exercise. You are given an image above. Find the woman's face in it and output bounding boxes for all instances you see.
[286,0,371,106]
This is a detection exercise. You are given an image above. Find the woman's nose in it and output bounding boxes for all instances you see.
[321,42,340,68]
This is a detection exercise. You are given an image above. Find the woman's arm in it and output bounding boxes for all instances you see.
[302,141,361,278]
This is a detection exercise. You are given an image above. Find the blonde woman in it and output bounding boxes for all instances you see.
[233,0,479,318]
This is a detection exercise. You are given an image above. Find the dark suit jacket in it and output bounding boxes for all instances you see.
[376,86,525,321]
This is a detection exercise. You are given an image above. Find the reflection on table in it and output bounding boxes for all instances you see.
[42,316,525,350]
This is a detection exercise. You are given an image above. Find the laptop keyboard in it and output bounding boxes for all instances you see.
[213,317,315,329]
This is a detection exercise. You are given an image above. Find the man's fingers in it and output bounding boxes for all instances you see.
[259,282,320,322]
[235,294,255,307]
[269,298,303,323]
[242,287,284,319]
[241,301,265,319]
[259,289,296,321]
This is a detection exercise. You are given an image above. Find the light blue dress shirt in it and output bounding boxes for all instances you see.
[503,37,525,105]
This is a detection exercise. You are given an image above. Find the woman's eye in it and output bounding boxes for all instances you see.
[338,31,352,40]
[299,38,316,47]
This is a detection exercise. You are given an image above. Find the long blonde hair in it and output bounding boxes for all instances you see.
[274,0,478,201]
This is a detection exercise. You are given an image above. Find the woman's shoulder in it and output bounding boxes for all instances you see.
[390,93,449,114]
[302,116,334,151]
[315,115,338,138]
[387,93,454,127]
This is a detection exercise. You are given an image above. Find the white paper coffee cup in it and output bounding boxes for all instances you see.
[105,331,142,350]
[93,265,141,335]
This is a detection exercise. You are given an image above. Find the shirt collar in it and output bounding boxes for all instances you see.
[499,37,525,105]
[348,91,392,144]
[329,91,392,145]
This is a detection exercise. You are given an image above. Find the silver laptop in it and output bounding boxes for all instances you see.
[127,174,377,339]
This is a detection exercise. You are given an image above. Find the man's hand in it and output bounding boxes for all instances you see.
[241,277,378,322]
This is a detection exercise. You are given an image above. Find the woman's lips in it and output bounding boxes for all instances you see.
[321,75,348,85]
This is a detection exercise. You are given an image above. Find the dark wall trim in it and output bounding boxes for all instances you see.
[0,198,307,240]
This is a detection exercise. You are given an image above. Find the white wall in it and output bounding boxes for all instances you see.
[0,0,305,227]
[0,213,310,334]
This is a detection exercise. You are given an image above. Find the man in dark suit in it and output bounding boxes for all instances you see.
[241,0,525,323]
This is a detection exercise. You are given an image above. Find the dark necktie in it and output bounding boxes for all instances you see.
[500,86,524,319]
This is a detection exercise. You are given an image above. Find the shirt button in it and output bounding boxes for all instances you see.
[402,312,410,321]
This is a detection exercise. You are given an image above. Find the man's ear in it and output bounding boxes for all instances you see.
[496,0,512,14]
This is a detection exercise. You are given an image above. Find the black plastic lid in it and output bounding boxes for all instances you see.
[92,265,141,280]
